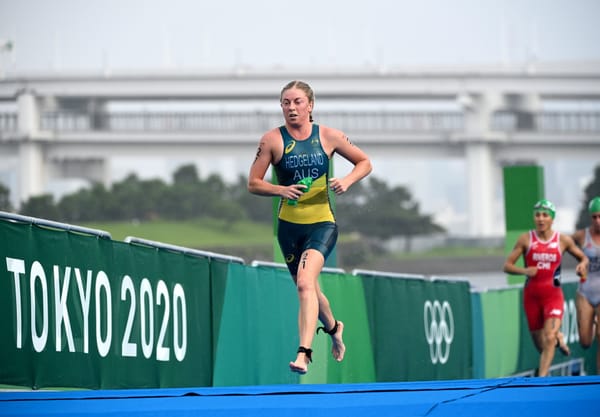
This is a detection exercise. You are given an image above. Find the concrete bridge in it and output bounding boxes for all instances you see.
[1,63,599,236]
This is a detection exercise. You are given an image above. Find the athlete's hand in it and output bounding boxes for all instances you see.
[283,184,308,200]
[575,262,588,282]
[523,266,538,278]
[329,178,347,195]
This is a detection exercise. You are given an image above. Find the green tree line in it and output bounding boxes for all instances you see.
[3,162,599,243]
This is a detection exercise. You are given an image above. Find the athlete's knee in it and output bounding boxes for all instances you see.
[579,334,594,349]
[542,328,559,347]
[295,275,317,294]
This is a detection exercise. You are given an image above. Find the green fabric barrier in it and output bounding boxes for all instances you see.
[1,222,115,389]
[301,271,376,385]
[476,288,521,378]
[21,215,599,386]
[470,292,485,379]
[104,241,213,389]
[212,266,375,386]
[360,274,472,381]
[212,264,300,386]
[209,257,231,367]
[1,220,213,389]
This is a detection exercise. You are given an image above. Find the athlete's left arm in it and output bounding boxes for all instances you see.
[561,233,589,277]
[324,127,372,194]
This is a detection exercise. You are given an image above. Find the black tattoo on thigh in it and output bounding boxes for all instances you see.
[301,252,309,269]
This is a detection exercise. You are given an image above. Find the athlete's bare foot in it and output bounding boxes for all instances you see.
[331,321,345,362]
[557,332,571,356]
[289,350,310,374]
[290,346,312,374]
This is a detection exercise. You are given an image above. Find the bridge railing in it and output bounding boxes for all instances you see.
[537,111,600,132]
[1,110,600,134]
[36,111,466,133]
[492,110,600,132]
[103,111,283,133]
[0,112,17,132]
[318,111,464,132]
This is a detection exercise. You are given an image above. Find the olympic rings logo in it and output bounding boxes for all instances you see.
[423,300,454,364]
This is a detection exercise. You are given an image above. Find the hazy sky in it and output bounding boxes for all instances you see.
[1,0,599,73]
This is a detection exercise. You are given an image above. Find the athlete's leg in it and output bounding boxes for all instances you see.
[537,317,563,377]
[530,329,544,353]
[525,291,545,369]
[316,282,346,362]
[289,249,325,373]
[556,330,570,356]
[305,221,344,361]
[576,291,596,348]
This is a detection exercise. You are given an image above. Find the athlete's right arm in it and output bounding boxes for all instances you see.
[247,131,305,201]
[248,132,281,196]
[503,233,537,277]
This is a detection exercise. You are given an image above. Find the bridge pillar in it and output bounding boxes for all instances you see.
[460,92,505,236]
[17,90,45,206]
[466,143,495,236]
